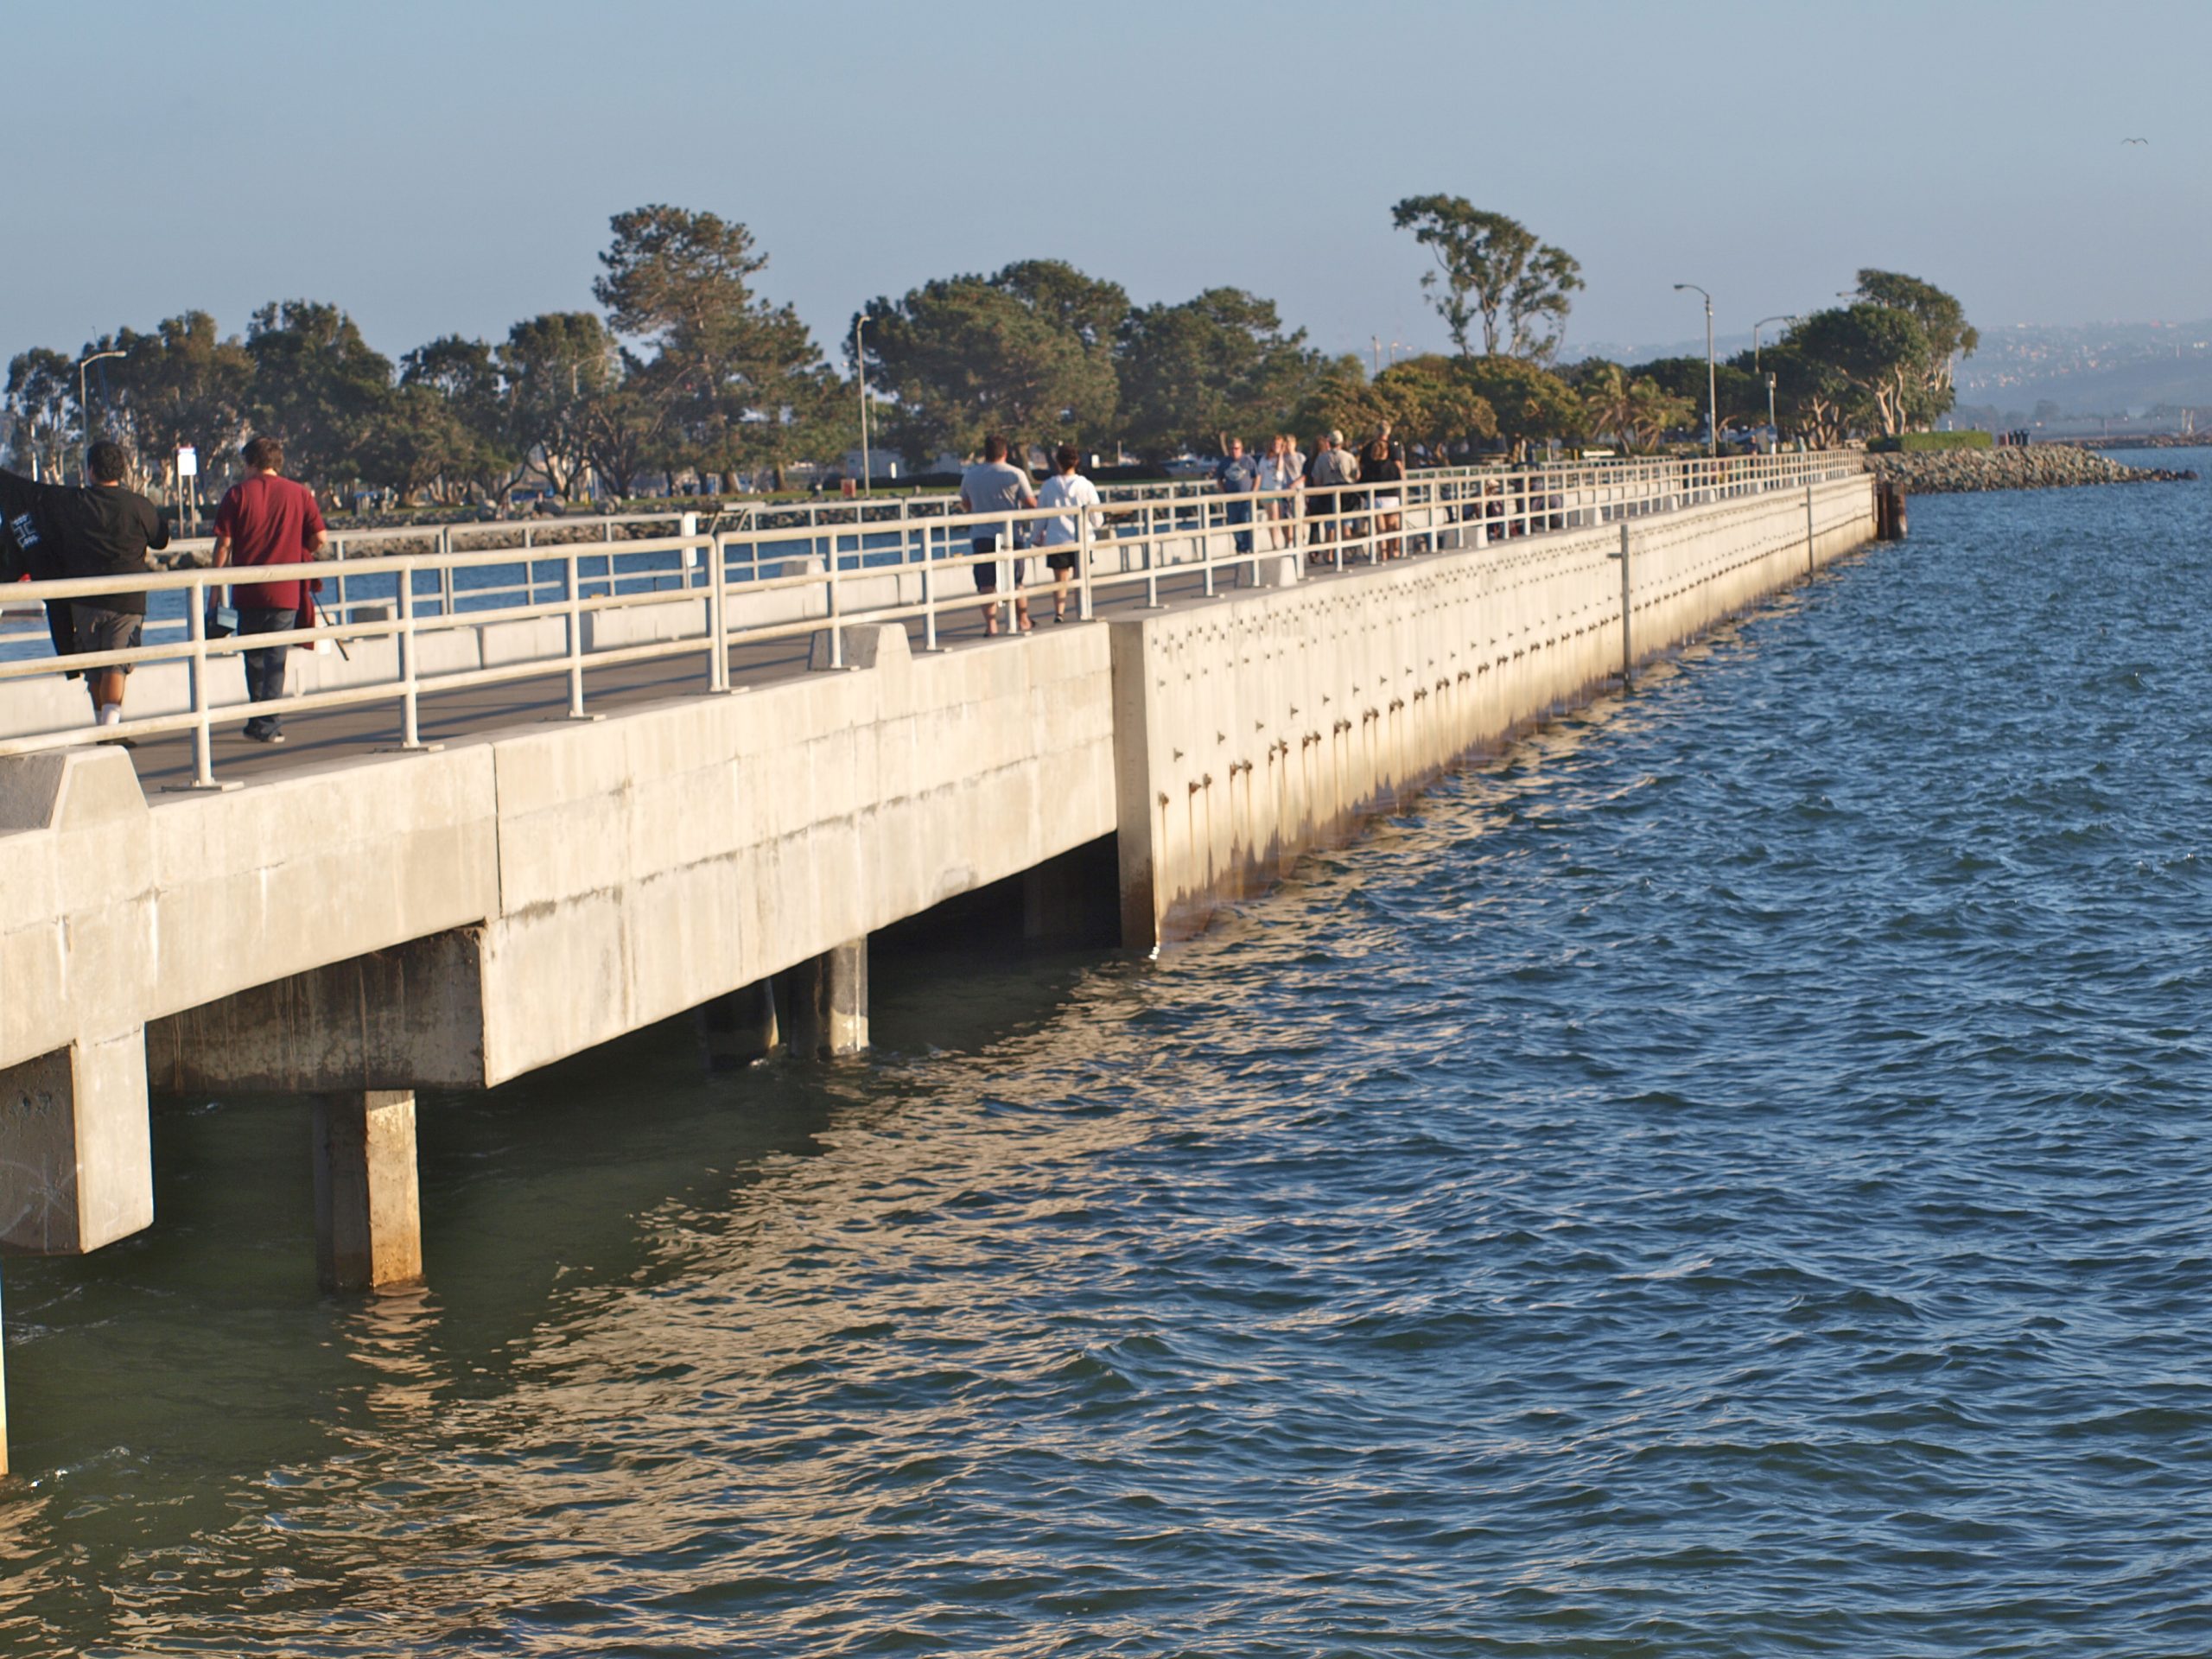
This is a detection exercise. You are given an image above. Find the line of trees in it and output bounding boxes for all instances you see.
[2,200,1976,505]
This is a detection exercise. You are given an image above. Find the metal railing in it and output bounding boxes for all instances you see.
[0,451,1865,786]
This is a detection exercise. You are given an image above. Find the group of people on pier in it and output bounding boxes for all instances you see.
[1215,426,1408,565]
[957,423,1412,634]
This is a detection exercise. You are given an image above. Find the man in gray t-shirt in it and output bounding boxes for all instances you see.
[959,433,1039,635]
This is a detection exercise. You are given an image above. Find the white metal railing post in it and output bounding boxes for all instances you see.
[1203,488,1217,597]
[1079,501,1096,621]
[830,530,845,668]
[564,550,585,718]
[397,562,423,749]
[922,518,939,652]
[708,528,730,691]
[1145,504,1161,609]
[437,526,454,615]
[186,577,215,787]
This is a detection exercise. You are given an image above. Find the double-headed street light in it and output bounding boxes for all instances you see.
[75,348,126,480]
[1751,315,1798,375]
[1674,283,1717,457]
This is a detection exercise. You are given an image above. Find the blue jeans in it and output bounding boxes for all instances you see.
[237,607,294,733]
[1225,499,1253,555]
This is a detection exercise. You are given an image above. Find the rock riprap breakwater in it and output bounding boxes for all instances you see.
[1869,446,2195,493]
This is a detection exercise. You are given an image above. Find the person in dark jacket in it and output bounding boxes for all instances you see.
[0,498,77,668]
[0,441,169,728]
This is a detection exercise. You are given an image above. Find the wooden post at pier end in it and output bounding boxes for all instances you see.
[312,1091,424,1294]
[1875,478,1908,542]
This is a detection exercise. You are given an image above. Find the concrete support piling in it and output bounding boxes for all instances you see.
[311,1090,423,1294]
[697,982,779,1071]
[782,940,869,1060]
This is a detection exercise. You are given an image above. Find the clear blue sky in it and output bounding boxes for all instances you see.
[4,0,2206,372]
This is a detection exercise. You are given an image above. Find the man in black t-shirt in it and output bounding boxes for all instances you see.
[0,441,169,728]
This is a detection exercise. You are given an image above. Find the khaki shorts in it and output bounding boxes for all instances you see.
[71,604,143,673]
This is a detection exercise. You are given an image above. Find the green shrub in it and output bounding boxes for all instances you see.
[1869,430,1995,453]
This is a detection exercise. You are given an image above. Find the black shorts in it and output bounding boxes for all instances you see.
[71,603,143,674]
[1307,492,1337,520]
[1045,548,1078,573]
[972,535,1027,592]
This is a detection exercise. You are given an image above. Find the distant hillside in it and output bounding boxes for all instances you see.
[1955,321,2212,418]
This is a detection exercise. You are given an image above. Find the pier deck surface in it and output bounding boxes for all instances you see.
[118,562,1266,793]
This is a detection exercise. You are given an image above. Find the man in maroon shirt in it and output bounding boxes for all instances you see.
[212,435,326,743]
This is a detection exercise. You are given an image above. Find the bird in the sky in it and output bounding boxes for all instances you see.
[2123,137,2150,144]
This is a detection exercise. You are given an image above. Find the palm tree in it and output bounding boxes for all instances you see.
[1624,377,1695,453]
[1578,362,1635,452]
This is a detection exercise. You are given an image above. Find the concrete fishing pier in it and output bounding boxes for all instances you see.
[0,455,1878,1471]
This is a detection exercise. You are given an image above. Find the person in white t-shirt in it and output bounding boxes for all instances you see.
[1034,443,1103,622]
[1257,433,1301,550]
[959,433,1039,635]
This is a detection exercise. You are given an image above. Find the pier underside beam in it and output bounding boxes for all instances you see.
[146,930,489,1096]
[0,1033,154,1255]
[312,1090,423,1294]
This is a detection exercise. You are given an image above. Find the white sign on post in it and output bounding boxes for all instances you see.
[176,446,198,478]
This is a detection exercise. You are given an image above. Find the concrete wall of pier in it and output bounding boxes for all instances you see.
[0,474,1875,1261]
[1112,474,1874,942]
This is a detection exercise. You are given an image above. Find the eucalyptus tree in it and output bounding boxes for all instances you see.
[1389,196,1584,361]
[398,335,518,502]
[1370,354,1497,459]
[497,311,620,499]
[1847,270,1977,425]
[859,259,1127,464]
[245,301,396,490]
[1116,287,1321,458]
[1456,354,1583,450]
[1789,305,1931,438]
[594,205,836,488]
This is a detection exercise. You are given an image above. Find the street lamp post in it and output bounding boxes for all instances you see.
[854,315,872,494]
[1751,315,1798,376]
[75,349,126,480]
[1674,284,1717,457]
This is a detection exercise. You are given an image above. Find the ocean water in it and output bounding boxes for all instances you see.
[3,458,2209,1656]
